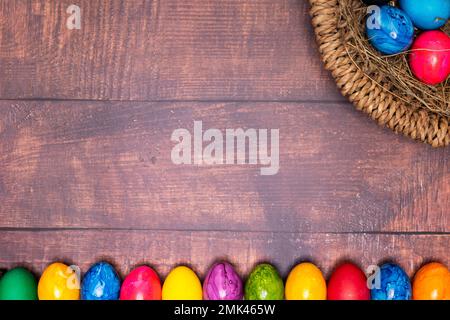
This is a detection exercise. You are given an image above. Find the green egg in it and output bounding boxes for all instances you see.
[245,264,284,300]
[0,267,38,300]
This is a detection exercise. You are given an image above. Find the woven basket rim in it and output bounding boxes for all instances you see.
[309,0,449,147]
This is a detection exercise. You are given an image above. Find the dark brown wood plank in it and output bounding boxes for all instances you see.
[0,230,447,279]
[0,0,342,101]
[0,100,448,232]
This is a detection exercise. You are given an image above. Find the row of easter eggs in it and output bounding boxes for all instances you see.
[363,0,450,85]
[0,261,449,300]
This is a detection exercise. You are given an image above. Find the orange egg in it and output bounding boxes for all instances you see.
[38,263,80,300]
[413,262,450,300]
[285,262,326,300]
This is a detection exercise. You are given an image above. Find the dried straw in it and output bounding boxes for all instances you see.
[338,2,449,117]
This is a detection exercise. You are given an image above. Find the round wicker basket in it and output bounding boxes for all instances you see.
[309,0,449,147]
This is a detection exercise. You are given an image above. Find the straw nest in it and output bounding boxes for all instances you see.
[310,0,449,147]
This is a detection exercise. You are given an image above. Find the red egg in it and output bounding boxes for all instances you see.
[409,31,450,85]
[119,266,162,300]
[327,263,370,300]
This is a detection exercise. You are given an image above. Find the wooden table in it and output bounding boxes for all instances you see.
[0,0,448,280]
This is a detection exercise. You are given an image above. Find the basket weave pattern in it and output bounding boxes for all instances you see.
[309,0,449,147]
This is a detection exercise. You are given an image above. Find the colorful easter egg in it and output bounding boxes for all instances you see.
[203,262,243,300]
[413,262,450,300]
[38,263,80,300]
[366,5,414,55]
[370,263,411,300]
[409,30,450,85]
[162,266,202,300]
[399,0,450,30]
[285,263,326,300]
[0,267,38,300]
[245,264,284,300]
[120,266,161,300]
[327,263,370,300]
[81,262,121,300]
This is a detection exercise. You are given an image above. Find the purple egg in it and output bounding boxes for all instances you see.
[203,262,243,300]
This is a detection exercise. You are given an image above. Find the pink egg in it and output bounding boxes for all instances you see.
[409,31,450,85]
[119,266,161,300]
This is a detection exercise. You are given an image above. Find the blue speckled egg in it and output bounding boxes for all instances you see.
[371,263,411,300]
[366,5,414,55]
[81,262,121,300]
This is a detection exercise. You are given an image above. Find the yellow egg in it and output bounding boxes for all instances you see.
[285,262,326,300]
[38,263,80,300]
[162,266,202,300]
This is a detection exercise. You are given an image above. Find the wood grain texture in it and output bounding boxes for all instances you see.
[0,230,448,278]
[0,100,448,232]
[0,0,342,101]
[0,1,447,276]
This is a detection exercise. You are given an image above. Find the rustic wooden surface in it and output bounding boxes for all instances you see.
[1,231,448,278]
[0,0,342,101]
[0,0,448,281]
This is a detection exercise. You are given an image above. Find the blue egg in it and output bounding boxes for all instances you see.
[366,5,414,55]
[371,263,411,300]
[399,0,450,30]
[81,262,121,300]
